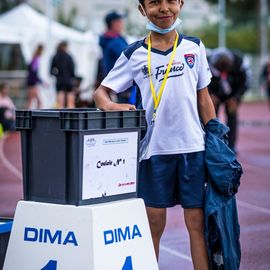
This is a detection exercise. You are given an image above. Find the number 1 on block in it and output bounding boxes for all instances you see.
[41,260,57,270]
[122,256,133,270]
[41,256,133,269]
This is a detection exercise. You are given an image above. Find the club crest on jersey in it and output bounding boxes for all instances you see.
[184,54,195,69]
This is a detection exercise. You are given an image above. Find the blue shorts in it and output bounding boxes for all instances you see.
[138,151,206,208]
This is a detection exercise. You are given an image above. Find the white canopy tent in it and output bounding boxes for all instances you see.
[0,4,100,108]
[0,22,27,43]
[0,22,34,61]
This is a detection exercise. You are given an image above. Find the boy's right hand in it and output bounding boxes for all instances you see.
[105,102,136,111]
[94,85,136,111]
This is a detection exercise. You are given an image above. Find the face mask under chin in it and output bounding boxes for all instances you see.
[146,18,182,34]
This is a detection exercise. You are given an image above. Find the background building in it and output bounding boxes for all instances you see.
[26,0,217,35]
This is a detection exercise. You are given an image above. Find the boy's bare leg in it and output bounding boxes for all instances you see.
[146,207,166,259]
[184,208,209,270]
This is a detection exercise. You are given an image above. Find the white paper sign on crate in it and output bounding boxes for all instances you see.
[82,132,138,200]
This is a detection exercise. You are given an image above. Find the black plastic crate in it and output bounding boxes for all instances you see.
[0,219,12,270]
[16,109,146,205]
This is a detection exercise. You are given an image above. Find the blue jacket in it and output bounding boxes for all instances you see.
[204,118,243,270]
[99,31,128,76]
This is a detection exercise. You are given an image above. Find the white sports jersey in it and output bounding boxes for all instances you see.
[102,34,212,160]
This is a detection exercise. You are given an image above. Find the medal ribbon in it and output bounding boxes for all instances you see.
[147,31,179,123]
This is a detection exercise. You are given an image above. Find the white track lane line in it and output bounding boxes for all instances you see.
[160,245,192,262]
[237,200,270,215]
[161,199,270,262]
[0,134,22,180]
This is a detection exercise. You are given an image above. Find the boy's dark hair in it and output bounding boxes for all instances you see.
[139,0,182,7]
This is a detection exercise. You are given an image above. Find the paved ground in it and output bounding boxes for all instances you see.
[159,101,270,270]
[0,132,22,217]
[0,101,270,269]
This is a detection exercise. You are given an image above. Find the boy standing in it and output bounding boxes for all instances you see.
[94,1,216,269]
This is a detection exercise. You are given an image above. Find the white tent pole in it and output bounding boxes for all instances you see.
[260,0,269,65]
[46,0,53,55]
[218,0,226,48]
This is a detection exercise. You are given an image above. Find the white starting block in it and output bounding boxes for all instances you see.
[4,199,158,270]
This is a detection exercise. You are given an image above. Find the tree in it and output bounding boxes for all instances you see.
[204,0,270,24]
[205,0,269,10]
[201,0,270,54]
[0,0,25,14]
[57,6,78,29]
[231,0,265,11]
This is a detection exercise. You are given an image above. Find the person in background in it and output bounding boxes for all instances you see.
[98,11,135,104]
[74,76,95,108]
[0,82,16,132]
[208,48,248,152]
[26,44,44,109]
[50,41,76,108]
[260,56,270,109]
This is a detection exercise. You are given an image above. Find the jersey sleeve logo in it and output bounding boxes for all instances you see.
[142,65,148,76]
[184,54,195,69]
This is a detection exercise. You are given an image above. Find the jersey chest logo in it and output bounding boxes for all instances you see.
[184,54,195,69]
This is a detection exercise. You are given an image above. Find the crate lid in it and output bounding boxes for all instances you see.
[16,109,146,131]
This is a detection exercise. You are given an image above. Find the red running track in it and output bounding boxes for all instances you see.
[0,101,270,269]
